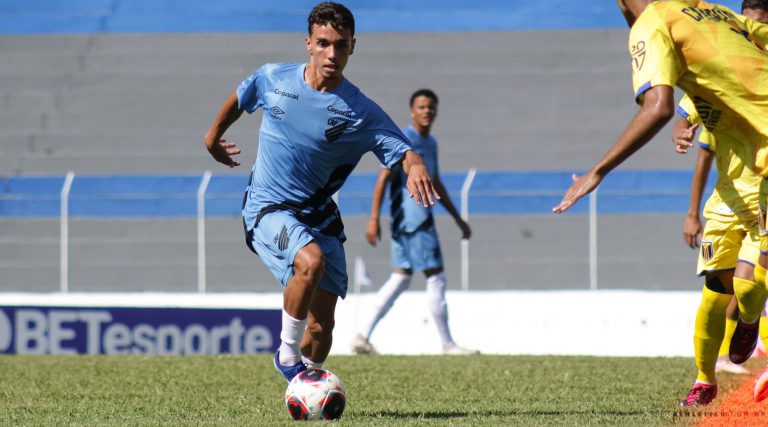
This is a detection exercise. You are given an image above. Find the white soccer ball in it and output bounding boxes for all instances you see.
[284,368,346,421]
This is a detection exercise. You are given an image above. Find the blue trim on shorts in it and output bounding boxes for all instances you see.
[737,258,756,268]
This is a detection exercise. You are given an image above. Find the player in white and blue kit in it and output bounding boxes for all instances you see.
[352,89,477,355]
[203,2,438,382]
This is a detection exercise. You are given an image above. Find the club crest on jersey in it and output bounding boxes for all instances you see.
[273,225,289,251]
[325,120,350,143]
[701,240,714,262]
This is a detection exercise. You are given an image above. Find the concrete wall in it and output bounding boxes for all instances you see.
[0,30,704,292]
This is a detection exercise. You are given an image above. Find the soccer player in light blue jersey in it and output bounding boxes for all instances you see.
[203,2,438,383]
[351,89,476,356]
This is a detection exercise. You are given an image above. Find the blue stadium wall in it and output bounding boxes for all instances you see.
[0,0,745,34]
[0,170,716,218]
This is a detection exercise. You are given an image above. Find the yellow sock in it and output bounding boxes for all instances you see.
[718,317,737,357]
[733,276,767,324]
[694,287,731,384]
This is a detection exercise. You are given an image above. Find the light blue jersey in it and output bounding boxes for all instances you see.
[237,63,411,241]
[389,125,438,234]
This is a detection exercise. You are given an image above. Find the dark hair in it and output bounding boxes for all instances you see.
[308,2,355,36]
[409,89,439,107]
[743,0,768,12]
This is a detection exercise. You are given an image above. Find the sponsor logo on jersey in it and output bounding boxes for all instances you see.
[681,5,737,25]
[327,105,354,118]
[274,89,299,100]
[692,96,722,131]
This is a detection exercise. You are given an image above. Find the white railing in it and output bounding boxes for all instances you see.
[460,168,477,291]
[59,171,75,293]
[44,169,621,293]
[196,171,212,293]
[589,190,598,291]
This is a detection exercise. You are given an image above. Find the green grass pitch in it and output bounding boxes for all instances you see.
[0,354,763,426]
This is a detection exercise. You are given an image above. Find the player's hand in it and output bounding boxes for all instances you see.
[672,123,699,154]
[206,138,241,168]
[406,164,440,207]
[682,214,702,248]
[552,173,602,214]
[365,218,380,247]
[457,219,471,240]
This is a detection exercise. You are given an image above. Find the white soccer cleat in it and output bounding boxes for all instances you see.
[442,343,479,355]
[715,355,750,375]
[351,334,378,355]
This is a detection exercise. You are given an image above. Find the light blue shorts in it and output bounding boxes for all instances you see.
[247,211,348,298]
[390,225,443,272]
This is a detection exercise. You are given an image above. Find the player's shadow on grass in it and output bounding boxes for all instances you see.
[358,409,649,419]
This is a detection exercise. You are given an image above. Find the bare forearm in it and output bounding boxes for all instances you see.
[205,92,243,148]
[553,85,675,214]
[590,86,675,178]
[401,150,424,174]
[369,170,391,221]
[688,150,713,216]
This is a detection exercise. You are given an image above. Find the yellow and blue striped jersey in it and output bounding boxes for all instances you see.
[630,0,768,175]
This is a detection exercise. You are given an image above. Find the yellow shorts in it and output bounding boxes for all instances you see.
[697,217,760,276]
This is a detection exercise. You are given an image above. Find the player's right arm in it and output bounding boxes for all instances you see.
[553,5,680,214]
[366,168,392,247]
[552,85,675,214]
[204,91,244,168]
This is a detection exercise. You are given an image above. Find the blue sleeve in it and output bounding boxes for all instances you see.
[236,65,266,114]
[375,132,411,169]
[364,104,411,169]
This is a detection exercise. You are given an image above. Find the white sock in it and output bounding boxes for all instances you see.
[302,355,323,370]
[426,272,453,346]
[279,310,307,365]
[361,272,412,339]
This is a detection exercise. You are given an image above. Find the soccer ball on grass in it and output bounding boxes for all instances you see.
[284,369,346,421]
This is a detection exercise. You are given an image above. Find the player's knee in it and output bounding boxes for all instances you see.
[294,245,325,281]
[704,275,728,294]
[391,272,412,292]
[425,272,447,305]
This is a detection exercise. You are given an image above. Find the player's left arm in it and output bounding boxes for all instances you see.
[433,175,471,239]
[553,85,675,214]
[401,150,440,207]
[737,14,768,48]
